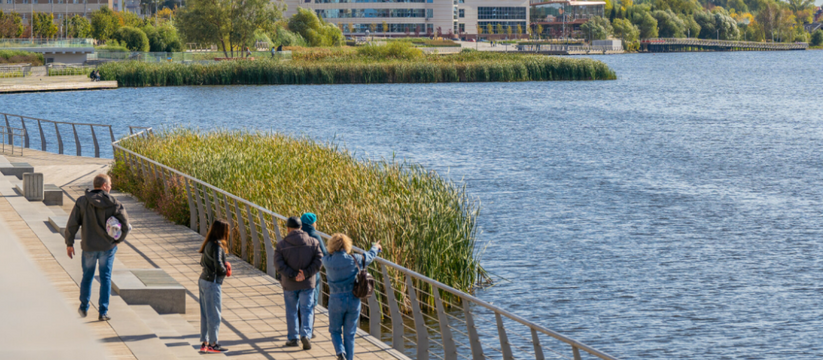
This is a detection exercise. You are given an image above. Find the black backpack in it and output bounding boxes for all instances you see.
[352,254,374,299]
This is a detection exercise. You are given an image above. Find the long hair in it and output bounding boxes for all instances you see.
[327,233,352,254]
[199,219,230,253]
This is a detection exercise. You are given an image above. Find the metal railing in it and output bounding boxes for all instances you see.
[0,64,32,78]
[1,112,114,158]
[112,128,621,360]
[0,38,95,48]
[0,126,25,156]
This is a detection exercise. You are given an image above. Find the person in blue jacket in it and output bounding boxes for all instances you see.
[323,234,381,360]
[300,212,328,337]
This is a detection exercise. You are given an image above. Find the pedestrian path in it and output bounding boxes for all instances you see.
[0,148,404,360]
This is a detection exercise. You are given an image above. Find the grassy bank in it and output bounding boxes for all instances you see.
[99,45,616,86]
[111,128,485,304]
[0,50,44,65]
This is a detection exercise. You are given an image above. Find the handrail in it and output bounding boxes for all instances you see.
[112,128,621,360]
[1,112,114,158]
[0,125,25,156]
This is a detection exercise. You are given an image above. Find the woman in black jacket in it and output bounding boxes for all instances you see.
[198,219,231,353]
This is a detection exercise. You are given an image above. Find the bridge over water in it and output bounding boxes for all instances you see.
[0,114,621,360]
[642,38,808,52]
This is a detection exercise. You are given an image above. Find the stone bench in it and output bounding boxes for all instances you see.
[15,183,63,205]
[0,162,34,179]
[112,269,186,314]
[48,215,77,240]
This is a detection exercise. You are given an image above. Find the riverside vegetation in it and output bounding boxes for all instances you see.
[110,128,486,306]
[98,43,617,86]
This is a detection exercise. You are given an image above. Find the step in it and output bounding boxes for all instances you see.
[131,306,212,360]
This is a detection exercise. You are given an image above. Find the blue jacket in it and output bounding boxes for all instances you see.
[302,223,329,257]
[323,245,379,295]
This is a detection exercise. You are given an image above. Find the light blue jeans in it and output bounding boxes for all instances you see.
[79,247,117,315]
[199,278,222,344]
[284,288,315,340]
[328,292,360,360]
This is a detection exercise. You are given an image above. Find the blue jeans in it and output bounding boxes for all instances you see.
[284,288,315,340]
[199,278,222,344]
[79,247,117,315]
[328,292,360,360]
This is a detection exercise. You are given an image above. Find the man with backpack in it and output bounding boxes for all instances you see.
[65,174,130,321]
[274,217,323,350]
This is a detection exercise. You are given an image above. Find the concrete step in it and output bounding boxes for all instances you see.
[131,306,213,359]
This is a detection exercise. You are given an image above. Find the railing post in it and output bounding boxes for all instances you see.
[109,126,115,156]
[464,302,485,360]
[4,114,10,145]
[20,117,28,148]
[205,188,214,225]
[407,276,429,360]
[368,290,381,338]
[55,123,63,154]
[234,199,248,260]
[159,166,168,192]
[37,119,45,151]
[246,204,261,268]
[496,313,515,360]
[434,288,457,360]
[185,178,197,231]
[90,125,99,158]
[380,264,404,352]
[572,346,582,360]
[71,123,81,156]
[222,194,232,250]
[194,183,207,236]
[531,328,545,360]
[259,211,275,277]
[212,190,222,219]
[271,218,283,279]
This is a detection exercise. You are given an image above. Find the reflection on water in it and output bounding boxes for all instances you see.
[5,50,823,358]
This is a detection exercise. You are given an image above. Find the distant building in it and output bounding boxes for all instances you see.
[0,0,114,25]
[530,0,604,38]
[282,0,530,39]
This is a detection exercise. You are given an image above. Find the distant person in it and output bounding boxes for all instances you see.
[274,217,323,350]
[95,70,101,81]
[300,212,328,337]
[198,219,231,354]
[65,174,130,322]
[271,46,276,58]
[276,44,283,52]
[245,46,252,58]
[324,234,381,360]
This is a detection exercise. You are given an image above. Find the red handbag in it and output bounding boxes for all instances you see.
[225,261,232,277]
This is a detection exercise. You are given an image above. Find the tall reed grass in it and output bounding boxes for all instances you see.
[99,50,616,86]
[111,129,486,303]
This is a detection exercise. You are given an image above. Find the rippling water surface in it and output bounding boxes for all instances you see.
[4,51,823,358]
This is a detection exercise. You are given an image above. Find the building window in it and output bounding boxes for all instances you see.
[426,9,433,18]
[477,7,526,20]
[459,9,464,17]
[316,9,428,18]
[459,23,465,32]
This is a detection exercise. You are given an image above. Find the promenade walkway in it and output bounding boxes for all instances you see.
[0,75,117,93]
[0,148,402,360]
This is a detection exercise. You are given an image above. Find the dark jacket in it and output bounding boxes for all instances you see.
[200,241,228,285]
[274,229,323,291]
[301,223,329,257]
[65,189,130,252]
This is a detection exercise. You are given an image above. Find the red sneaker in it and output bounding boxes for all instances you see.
[199,343,208,353]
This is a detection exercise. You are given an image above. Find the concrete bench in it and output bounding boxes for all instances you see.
[0,162,34,179]
[48,215,77,240]
[112,269,186,314]
[16,183,63,205]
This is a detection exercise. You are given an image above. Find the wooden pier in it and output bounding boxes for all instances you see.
[642,38,808,52]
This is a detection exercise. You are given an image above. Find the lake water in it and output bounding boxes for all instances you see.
[3,50,823,359]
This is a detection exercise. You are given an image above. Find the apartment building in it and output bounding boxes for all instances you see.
[283,0,529,38]
[0,0,114,25]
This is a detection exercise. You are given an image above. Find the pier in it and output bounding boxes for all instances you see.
[0,113,621,360]
[642,38,808,52]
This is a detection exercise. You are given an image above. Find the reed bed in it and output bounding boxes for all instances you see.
[111,128,486,305]
[99,50,616,86]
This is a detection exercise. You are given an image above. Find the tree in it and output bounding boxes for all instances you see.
[369,23,376,35]
[811,29,823,46]
[506,25,512,38]
[349,22,355,33]
[486,23,493,35]
[787,0,813,13]
[113,26,150,51]
[64,15,92,38]
[91,7,121,41]
[32,12,58,38]
[288,8,343,46]
[142,22,182,51]
[536,24,543,39]
[581,16,613,40]
[727,0,748,13]
[382,21,388,34]
[496,23,503,35]
[176,0,284,57]
[0,11,24,38]
[516,24,522,37]
[652,10,686,37]
[639,12,658,38]
[612,17,640,42]
[679,13,701,37]
[714,12,740,39]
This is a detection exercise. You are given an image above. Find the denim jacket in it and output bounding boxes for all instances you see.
[322,245,379,295]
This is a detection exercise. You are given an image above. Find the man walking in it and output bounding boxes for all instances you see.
[274,217,323,350]
[65,174,130,321]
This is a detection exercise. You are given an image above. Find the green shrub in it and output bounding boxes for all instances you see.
[0,50,44,65]
[271,24,308,47]
[287,8,343,46]
[356,42,424,60]
[811,29,823,47]
[113,26,150,52]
